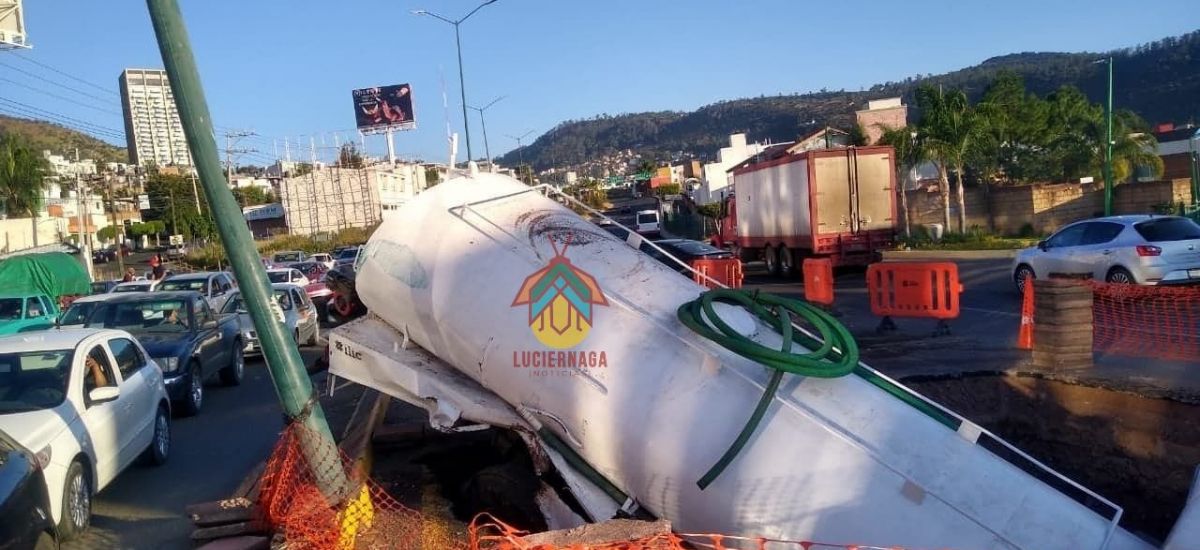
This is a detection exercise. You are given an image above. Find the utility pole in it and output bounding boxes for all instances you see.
[75,175,94,279]
[108,177,125,276]
[1103,56,1114,216]
[467,95,505,167]
[146,0,349,501]
[224,130,259,184]
[169,188,178,236]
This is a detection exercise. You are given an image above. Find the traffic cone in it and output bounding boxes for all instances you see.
[1017,278,1034,350]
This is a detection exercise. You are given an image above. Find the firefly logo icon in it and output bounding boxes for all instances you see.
[511,235,608,349]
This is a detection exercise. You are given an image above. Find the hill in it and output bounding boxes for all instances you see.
[0,115,127,164]
[500,30,1200,171]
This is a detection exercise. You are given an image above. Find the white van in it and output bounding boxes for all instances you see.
[635,210,661,236]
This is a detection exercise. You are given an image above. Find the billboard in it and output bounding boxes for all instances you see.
[0,0,29,49]
[352,84,415,134]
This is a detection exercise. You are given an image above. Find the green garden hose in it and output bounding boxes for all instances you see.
[677,288,859,489]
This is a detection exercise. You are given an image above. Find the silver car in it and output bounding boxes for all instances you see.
[220,283,320,356]
[1013,215,1200,292]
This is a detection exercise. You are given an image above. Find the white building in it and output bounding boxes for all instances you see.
[119,68,192,167]
[229,175,274,191]
[377,163,427,221]
[42,151,97,179]
[697,133,771,204]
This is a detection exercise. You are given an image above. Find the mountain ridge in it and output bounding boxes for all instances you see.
[0,115,127,165]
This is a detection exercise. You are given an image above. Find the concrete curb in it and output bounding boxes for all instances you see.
[881,249,1020,261]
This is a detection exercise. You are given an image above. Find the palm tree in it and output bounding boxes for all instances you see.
[916,85,978,233]
[0,135,50,245]
[876,125,927,237]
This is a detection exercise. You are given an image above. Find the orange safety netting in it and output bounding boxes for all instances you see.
[1089,281,1200,361]
[258,423,930,550]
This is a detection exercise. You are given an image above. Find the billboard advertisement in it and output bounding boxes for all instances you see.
[0,0,29,49]
[352,84,415,134]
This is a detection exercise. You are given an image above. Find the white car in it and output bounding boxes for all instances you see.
[221,283,320,355]
[310,253,335,270]
[267,268,310,287]
[57,295,118,329]
[1013,215,1200,293]
[156,271,238,312]
[112,279,162,294]
[635,209,661,236]
[0,329,170,539]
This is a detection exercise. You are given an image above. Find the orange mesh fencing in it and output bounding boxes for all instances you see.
[258,423,932,550]
[1089,281,1200,361]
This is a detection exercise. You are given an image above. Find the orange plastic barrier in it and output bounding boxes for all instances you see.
[866,262,962,336]
[692,258,744,289]
[802,258,834,306]
[1017,278,1034,350]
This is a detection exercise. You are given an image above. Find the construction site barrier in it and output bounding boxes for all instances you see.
[1089,281,1200,362]
[866,262,962,336]
[802,258,834,306]
[258,423,926,550]
[692,258,744,289]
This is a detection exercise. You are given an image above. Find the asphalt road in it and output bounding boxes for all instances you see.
[65,347,324,550]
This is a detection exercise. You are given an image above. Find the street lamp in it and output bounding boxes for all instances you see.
[1095,57,1115,216]
[467,95,506,166]
[412,0,501,164]
[507,129,534,182]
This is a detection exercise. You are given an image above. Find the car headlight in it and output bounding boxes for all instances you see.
[34,444,52,469]
[155,356,180,372]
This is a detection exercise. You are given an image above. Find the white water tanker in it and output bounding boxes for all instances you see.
[349,169,1160,549]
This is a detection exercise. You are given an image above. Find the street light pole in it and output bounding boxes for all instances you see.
[467,95,505,166]
[507,129,534,183]
[1103,56,1114,216]
[413,0,501,165]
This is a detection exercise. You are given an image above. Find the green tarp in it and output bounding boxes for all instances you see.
[0,252,91,298]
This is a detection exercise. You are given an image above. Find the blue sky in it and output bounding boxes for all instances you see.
[5,1,1198,166]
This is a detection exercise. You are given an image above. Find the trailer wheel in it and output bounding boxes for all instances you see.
[778,245,796,277]
[764,245,781,277]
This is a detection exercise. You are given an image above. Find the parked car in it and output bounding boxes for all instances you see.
[267,268,310,287]
[79,292,243,416]
[91,249,116,264]
[0,329,170,540]
[310,253,335,270]
[164,244,188,259]
[90,281,119,295]
[272,251,307,267]
[156,272,238,312]
[640,239,736,274]
[112,279,162,294]
[635,209,661,236]
[290,261,329,282]
[1013,215,1200,293]
[0,253,90,321]
[332,246,360,269]
[221,283,320,356]
[56,294,118,330]
[0,293,60,335]
[0,428,59,549]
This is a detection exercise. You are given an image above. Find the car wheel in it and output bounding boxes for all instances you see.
[178,364,203,417]
[1014,264,1035,294]
[58,461,90,540]
[764,245,781,277]
[778,245,796,277]
[220,345,244,386]
[1106,267,1136,284]
[142,404,170,466]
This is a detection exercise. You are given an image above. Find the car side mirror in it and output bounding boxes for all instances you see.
[1037,240,1048,251]
[88,386,120,404]
[204,319,218,329]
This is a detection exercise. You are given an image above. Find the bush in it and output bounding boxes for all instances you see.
[696,203,720,218]
[181,224,380,268]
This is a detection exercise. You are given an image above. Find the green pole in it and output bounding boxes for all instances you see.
[1104,56,1114,216]
[145,0,349,500]
[1190,134,1199,208]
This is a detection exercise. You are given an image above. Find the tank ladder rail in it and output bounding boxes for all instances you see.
[446,184,1124,548]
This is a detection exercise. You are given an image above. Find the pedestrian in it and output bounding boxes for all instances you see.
[151,254,166,280]
[122,267,136,282]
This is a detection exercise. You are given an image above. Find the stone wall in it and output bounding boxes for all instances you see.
[903,179,1194,236]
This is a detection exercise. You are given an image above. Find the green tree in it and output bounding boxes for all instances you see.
[916,85,979,232]
[653,183,682,198]
[233,186,275,206]
[97,225,118,242]
[848,124,869,146]
[877,125,927,237]
[0,134,49,218]
[143,173,214,240]
[337,144,364,168]
[424,167,441,187]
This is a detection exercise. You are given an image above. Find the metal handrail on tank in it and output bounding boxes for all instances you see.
[445,181,1123,546]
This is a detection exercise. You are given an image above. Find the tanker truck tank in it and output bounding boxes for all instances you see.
[352,170,1147,549]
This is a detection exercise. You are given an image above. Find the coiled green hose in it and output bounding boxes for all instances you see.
[677,288,859,489]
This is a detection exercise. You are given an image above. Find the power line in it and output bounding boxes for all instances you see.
[0,60,120,105]
[11,52,122,98]
[0,100,125,141]
[0,77,125,117]
[0,97,125,138]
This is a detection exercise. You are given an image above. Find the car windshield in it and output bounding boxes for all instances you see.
[86,299,190,333]
[59,302,98,326]
[1135,218,1200,242]
[267,271,290,283]
[274,252,301,262]
[0,349,74,414]
[222,290,293,313]
[637,213,658,224]
[0,298,23,320]
[158,279,208,293]
[335,248,359,260]
[114,284,150,293]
